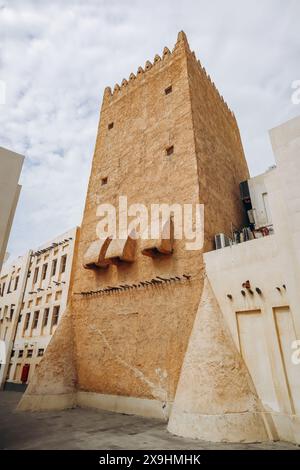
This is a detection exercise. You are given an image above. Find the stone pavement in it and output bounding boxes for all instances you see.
[0,392,298,450]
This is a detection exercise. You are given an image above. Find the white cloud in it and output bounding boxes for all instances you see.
[0,0,299,259]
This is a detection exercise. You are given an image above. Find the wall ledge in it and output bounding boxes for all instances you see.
[77,391,172,421]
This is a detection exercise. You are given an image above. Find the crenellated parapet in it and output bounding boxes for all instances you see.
[102,30,236,123]
[102,31,188,104]
[193,58,236,123]
[102,46,173,104]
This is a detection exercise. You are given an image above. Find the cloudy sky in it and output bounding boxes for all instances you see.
[1,0,299,260]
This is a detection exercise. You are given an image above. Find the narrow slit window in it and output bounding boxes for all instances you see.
[52,306,60,326]
[165,85,172,95]
[32,311,39,329]
[33,267,39,284]
[108,122,114,130]
[166,145,174,156]
[51,259,57,277]
[60,255,67,274]
[41,263,48,280]
[43,308,50,327]
[24,312,30,331]
[101,177,108,186]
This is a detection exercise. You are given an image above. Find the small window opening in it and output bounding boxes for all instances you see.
[108,122,114,130]
[165,85,172,95]
[38,349,44,357]
[166,145,174,156]
[101,177,108,186]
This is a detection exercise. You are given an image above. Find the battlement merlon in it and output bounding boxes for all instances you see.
[101,31,236,122]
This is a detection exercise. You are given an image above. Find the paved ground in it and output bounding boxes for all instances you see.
[0,392,299,450]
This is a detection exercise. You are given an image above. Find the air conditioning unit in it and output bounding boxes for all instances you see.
[215,233,231,250]
[247,209,256,225]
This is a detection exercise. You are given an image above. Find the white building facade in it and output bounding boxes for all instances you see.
[1,227,78,390]
[0,147,24,272]
[0,252,31,388]
[204,116,300,445]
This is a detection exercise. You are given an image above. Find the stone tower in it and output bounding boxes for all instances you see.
[19,33,263,440]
